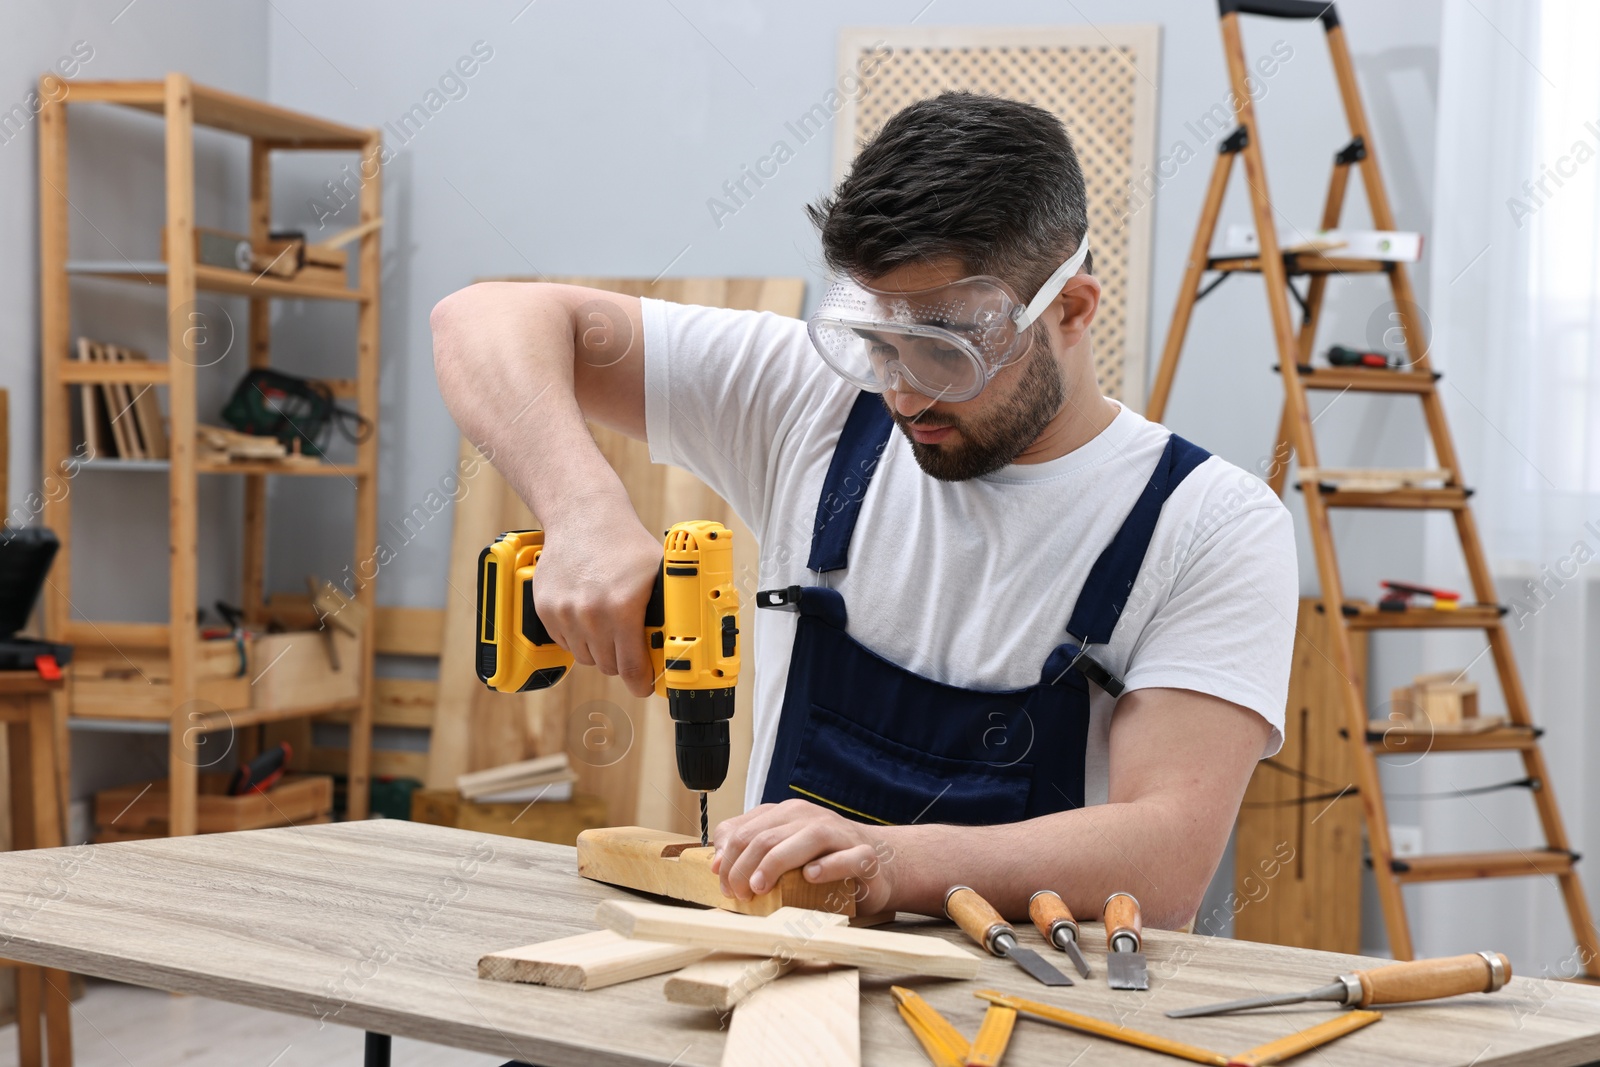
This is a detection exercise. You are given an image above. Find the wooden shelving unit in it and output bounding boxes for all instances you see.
[38,75,382,833]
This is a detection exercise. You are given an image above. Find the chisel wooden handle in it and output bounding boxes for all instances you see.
[1103,892,1142,952]
[1346,952,1511,1007]
[1029,890,1079,945]
[945,886,1012,955]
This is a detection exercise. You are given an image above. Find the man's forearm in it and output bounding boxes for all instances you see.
[881,800,1221,930]
[431,282,629,528]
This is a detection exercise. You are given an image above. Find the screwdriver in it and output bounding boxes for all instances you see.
[1028,890,1091,978]
[1166,951,1511,1018]
[945,886,1074,986]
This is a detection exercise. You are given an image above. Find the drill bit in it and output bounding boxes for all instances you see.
[699,792,709,847]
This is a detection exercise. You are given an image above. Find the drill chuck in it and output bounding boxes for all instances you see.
[669,686,735,791]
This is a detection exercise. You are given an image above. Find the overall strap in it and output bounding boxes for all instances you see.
[807,391,894,573]
[1065,433,1211,646]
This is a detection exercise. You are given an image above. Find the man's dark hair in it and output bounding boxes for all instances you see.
[806,91,1091,298]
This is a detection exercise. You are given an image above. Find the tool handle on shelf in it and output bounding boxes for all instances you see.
[1028,890,1078,944]
[1350,952,1511,1007]
[945,886,1011,955]
[1103,892,1142,952]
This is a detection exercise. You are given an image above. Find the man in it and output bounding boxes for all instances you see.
[432,91,1296,929]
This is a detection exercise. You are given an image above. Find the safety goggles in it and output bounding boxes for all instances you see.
[807,235,1090,402]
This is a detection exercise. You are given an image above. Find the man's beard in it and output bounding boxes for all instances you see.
[889,331,1064,481]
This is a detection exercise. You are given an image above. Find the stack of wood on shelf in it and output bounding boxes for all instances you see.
[411,752,605,845]
[74,337,168,460]
[72,633,249,720]
[1385,671,1498,733]
[160,217,381,293]
[196,423,321,467]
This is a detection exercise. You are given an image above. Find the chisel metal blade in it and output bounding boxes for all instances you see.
[1004,945,1074,987]
[1106,950,1148,990]
[1061,939,1092,979]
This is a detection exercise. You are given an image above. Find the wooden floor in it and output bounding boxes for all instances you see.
[0,979,504,1067]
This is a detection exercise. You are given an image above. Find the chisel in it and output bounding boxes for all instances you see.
[945,886,1073,987]
[1166,951,1511,1018]
[1104,892,1148,990]
[1029,890,1091,979]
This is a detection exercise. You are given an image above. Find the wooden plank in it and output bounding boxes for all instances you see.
[596,900,981,978]
[1233,598,1364,953]
[578,826,858,917]
[665,910,849,1010]
[721,965,859,1067]
[427,437,507,790]
[320,678,436,729]
[119,345,169,458]
[164,71,201,839]
[374,606,444,658]
[479,929,707,991]
[445,277,802,834]
[410,789,605,846]
[458,754,572,798]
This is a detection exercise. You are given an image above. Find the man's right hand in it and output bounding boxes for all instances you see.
[532,497,664,698]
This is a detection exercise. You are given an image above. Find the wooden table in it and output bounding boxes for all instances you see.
[0,820,1596,1067]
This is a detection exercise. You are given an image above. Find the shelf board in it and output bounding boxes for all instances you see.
[78,457,365,477]
[69,697,362,733]
[66,260,365,302]
[69,79,369,149]
[1209,253,1393,275]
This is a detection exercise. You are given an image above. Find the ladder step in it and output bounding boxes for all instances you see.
[1309,485,1471,510]
[1276,364,1439,394]
[1340,603,1505,630]
[1389,849,1576,884]
[1367,723,1542,753]
[1208,253,1391,275]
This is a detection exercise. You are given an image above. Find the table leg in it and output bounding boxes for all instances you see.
[15,965,42,1066]
[42,968,72,1067]
[364,1031,390,1067]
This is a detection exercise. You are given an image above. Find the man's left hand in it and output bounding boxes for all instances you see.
[710,798,896,914]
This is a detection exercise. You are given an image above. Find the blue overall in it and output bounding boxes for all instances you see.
[757,391,1211,826]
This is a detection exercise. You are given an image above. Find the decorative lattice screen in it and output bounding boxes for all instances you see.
[833,26,1160,406]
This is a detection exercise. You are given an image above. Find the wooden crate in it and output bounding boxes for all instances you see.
[1232,598,1366,953]
[72,638,250,719]
[250,629,360,710]
[411,789,606,847]
[93,773,332,839]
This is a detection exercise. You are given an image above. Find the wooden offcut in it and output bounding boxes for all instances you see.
[478,929,706,991]
[664,910,849,1010]
[596,900,982,978]
[578,826,858,917]
[720,965,859,1067]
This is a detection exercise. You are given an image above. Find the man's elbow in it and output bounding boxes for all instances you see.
[430,284,486,384]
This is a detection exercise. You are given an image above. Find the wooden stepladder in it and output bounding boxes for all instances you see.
[1150,0,1600,978]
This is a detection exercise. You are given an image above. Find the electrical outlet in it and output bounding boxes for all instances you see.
[1390,825,1424,858]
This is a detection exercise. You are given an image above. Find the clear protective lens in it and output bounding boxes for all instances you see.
[808,278,1024,402]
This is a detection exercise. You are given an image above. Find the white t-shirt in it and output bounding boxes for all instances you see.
[641,298,1298,813]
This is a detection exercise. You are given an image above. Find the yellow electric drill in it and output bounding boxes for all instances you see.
[475,520,741,843]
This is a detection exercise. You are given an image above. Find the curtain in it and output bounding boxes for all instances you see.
[1421,0,1599,977]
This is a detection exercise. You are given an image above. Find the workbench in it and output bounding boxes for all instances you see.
[0,820,1595,1066]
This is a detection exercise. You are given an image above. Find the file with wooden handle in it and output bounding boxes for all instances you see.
[1165,951,1511,1018]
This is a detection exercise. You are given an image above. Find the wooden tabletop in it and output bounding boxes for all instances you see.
[0,820,1595,1066]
